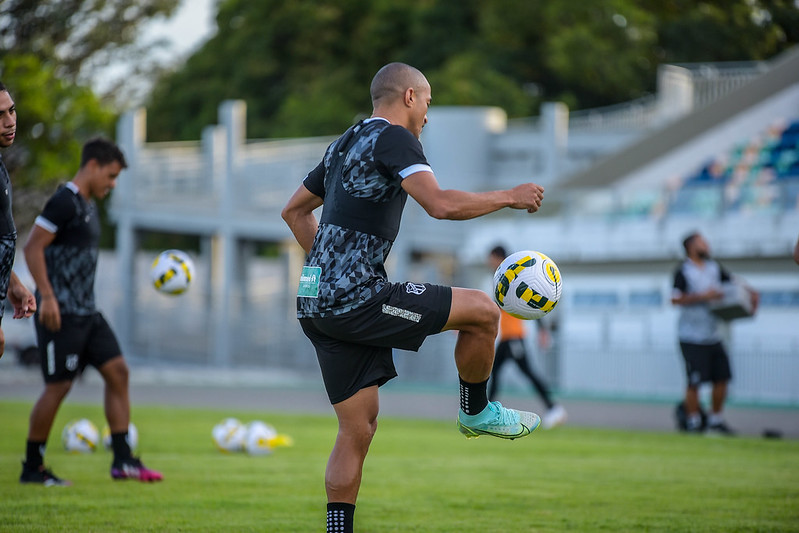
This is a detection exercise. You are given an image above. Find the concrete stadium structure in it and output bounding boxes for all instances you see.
[109,48,799,406]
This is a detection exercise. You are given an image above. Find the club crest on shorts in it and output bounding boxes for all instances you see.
[405,282,426,295]
[65,354,80,371]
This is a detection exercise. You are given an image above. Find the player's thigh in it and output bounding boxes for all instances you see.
[84,313,123,370]
[443,287,499,332]
[680,342,713,386]
[36,315,91,383]
[310,282,451,351]
[708,342,732,382]
[332,385,380,433]
[301,319,397,405]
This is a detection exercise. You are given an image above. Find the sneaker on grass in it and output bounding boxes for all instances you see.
[457,401,540,440]
[542,404,568,430]
[20,462,71,486]
[706,421,736,437]
[111,457,163,482]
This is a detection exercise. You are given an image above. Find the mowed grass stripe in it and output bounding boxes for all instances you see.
[1,401,797,532]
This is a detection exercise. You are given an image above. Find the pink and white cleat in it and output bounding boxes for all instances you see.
[111,457,163,482]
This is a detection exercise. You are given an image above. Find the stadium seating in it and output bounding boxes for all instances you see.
[674,118,799,215]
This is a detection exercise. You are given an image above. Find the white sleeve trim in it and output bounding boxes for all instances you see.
[34,215,58,234]
[399,164,432,179]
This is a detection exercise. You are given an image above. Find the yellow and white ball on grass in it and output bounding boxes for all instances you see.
[492,250,562,320]
[150,249,195,295]
[212,418,247,453]
[101,422,138,452]
[62,418,99,454]
[244,420,294,456]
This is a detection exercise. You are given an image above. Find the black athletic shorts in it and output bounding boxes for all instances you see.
[300,282,452,404]
[36,312,122,383]
[679,341,732,386]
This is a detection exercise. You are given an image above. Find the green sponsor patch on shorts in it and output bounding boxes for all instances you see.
[298,266,321,298]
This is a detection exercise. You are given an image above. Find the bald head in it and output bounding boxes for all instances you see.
[370,63,428,106]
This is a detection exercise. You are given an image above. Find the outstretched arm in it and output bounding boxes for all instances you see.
[282,184,324,254]
[401,170,544,220]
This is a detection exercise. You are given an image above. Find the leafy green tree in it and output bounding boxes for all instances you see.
[0,0,179,82]
[0,0,179,230]
[145,0,799,141]
[1,54,117,231]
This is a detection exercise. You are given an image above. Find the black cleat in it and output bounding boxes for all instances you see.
[20,462,72,486]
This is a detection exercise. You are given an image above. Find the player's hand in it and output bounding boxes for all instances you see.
[8,282,36,319]
[0,326,5,358]
[704,289,724,301]
[38,296,61,332]
[509,183,545,213]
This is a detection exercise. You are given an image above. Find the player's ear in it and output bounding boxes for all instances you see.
[404,87,414,107]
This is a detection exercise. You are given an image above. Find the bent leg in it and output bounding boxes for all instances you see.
[98,355,130,432]
[443,288,499,382]
[327,385,380,504]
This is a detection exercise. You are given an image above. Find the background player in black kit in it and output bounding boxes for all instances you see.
[20,138,162,485]
[0,81,38,358]
[282,62,546,533]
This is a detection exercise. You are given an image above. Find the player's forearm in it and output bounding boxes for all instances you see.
[286,213,318,255]
[8,271,23,291]
[672,292,714,305]
[428,189,513,220]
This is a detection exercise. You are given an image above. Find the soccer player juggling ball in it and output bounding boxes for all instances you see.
[282,62,546,533]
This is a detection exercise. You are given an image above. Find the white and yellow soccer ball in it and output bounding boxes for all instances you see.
[244,421,279,456]
[62,418,100,454]
[492,250,562,320]
[150,249,195,295]
[212,418,247,453]
[101,422,138,452]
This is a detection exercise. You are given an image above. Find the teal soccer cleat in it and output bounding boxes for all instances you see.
[457,401,541,440]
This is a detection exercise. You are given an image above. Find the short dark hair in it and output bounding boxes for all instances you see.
[682,232,700,254]
[80,137,127,169]
[490,245,507,258]
[0,81,6,93]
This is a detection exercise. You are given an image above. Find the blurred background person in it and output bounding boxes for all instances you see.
[671,232,759,435]
[488,246,567,429]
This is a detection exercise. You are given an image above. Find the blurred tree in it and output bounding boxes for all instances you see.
[0,55,117,232]
[146,0,799,141]
[0,0,179,232]
[0,0,179,83]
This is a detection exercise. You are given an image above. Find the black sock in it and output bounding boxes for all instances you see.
[459,377,489,415]
[111,432,132,463]
[25,440,46,470]
[327,502,355,533]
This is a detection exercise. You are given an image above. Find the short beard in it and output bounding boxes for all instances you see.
[697,250,710,260]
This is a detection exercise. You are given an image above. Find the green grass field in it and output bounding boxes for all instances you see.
[2,400,797,532]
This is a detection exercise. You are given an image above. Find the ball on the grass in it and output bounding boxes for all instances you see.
[212,418,247,453]
[62,418,99,454]
[244,420,278,456]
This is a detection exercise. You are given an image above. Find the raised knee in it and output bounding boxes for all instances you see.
[477,293,500,334]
